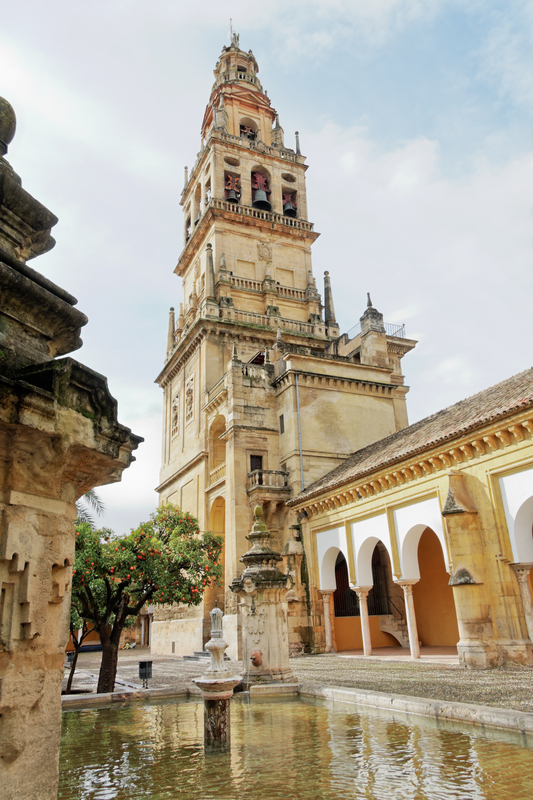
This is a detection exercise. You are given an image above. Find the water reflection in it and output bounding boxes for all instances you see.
[59,697,533,800]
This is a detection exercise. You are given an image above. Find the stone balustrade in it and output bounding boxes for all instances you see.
[209,463,226,487]
[247,469,290,491]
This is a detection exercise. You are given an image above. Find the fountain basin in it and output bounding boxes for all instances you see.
[192,675,242,700]
[59,695,533,799]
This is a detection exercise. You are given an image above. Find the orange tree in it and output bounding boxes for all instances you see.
[72,505,223,693]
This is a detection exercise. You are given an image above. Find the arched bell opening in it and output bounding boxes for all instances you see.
[193,183,202,225]
[410,527,459,647]
[282,189,297,218]
[251,167,272,211]
[239,116,258,141]
[203,496,226,646]
[224,171,241,204]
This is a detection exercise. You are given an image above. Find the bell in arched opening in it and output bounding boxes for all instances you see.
[225,175,240,204]
[282,192,297,218]
[251,172,271,211]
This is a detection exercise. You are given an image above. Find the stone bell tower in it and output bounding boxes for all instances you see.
[154,34,416,660]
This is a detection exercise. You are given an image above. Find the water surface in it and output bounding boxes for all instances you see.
[59,696,533,799]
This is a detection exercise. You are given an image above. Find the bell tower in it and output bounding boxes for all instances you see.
[155,35,416,660]
[176,31,325,343]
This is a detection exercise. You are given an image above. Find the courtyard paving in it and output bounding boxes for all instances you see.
[64,648,533,714]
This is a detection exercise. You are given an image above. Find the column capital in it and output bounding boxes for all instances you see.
[319,589,335,597]
[350,584,372,598]
[396,580,419,591]
[511,563,533,583]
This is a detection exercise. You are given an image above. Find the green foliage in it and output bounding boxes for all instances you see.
[72,505,223,635]
[75,488,105,528]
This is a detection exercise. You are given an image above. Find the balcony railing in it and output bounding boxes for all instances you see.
[247,470,290,492]
[208,463,226,487]
[210,199,315,232]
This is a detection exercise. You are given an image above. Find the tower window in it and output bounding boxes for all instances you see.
[279,414,284,434]
[250,455,263,473]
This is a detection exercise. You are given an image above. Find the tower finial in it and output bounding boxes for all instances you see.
[295,131,301,155]
[324,271,337,327]
[367,292,372,308]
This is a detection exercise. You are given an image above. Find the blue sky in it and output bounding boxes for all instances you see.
[2,1,532,532]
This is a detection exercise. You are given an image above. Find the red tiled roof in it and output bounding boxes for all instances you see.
[288,368,533,506]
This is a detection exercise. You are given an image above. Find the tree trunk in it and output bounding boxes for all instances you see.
[97,628,122,693]
[65,646,80,694]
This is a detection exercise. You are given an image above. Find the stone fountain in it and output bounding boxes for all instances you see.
[193,603,241,750]
[230,506,298,692]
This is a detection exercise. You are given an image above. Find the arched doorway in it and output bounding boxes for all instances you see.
[332,544,399,651]
[411,527,459,646]
[203,496,226,645]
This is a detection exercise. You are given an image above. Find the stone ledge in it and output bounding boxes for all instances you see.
[249,682,300,696]
[299,683,533,734]
[61,687,189,709]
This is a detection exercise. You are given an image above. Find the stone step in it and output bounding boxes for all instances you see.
[182,650,231,661]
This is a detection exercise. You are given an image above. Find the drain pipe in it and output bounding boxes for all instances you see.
[295,373,305,491]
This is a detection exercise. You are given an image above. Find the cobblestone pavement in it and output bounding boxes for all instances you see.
[64,650,533,714]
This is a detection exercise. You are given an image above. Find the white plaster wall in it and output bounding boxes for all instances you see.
[316,527,348,590]
[350,513,392,586]
[150,618,203,656]
[499,467,533,562]
[223,613,241,662]
[393,496,448,580]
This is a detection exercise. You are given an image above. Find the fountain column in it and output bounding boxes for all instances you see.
[230,506,298,689]
[399,582,420,659]
[193,604,241,749]
[355,588,372,656]
[511,564,533,642]
[320,590,335,652]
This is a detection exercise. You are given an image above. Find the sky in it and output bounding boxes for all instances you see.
[2,1,532,534]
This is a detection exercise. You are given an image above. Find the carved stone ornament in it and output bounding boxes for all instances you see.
[257,242,272,262]
[185,375,194,423]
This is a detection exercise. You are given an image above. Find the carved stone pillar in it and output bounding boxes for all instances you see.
[320,590,335,653]
[354,587,372,656]
[399,582,420,659]
[511,563,533,642]
[0,96,142,800]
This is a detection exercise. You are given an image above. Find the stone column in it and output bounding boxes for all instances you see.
[355,588,372,656]
[511,564,533,643]
[320,590,335,653]
[399,582,420,659]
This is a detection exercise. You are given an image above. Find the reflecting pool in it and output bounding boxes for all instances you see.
[59,696,533,799]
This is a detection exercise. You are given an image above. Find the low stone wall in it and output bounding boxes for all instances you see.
[150,618,204,656]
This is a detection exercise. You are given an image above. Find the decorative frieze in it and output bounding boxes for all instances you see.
[298,416,533,517]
